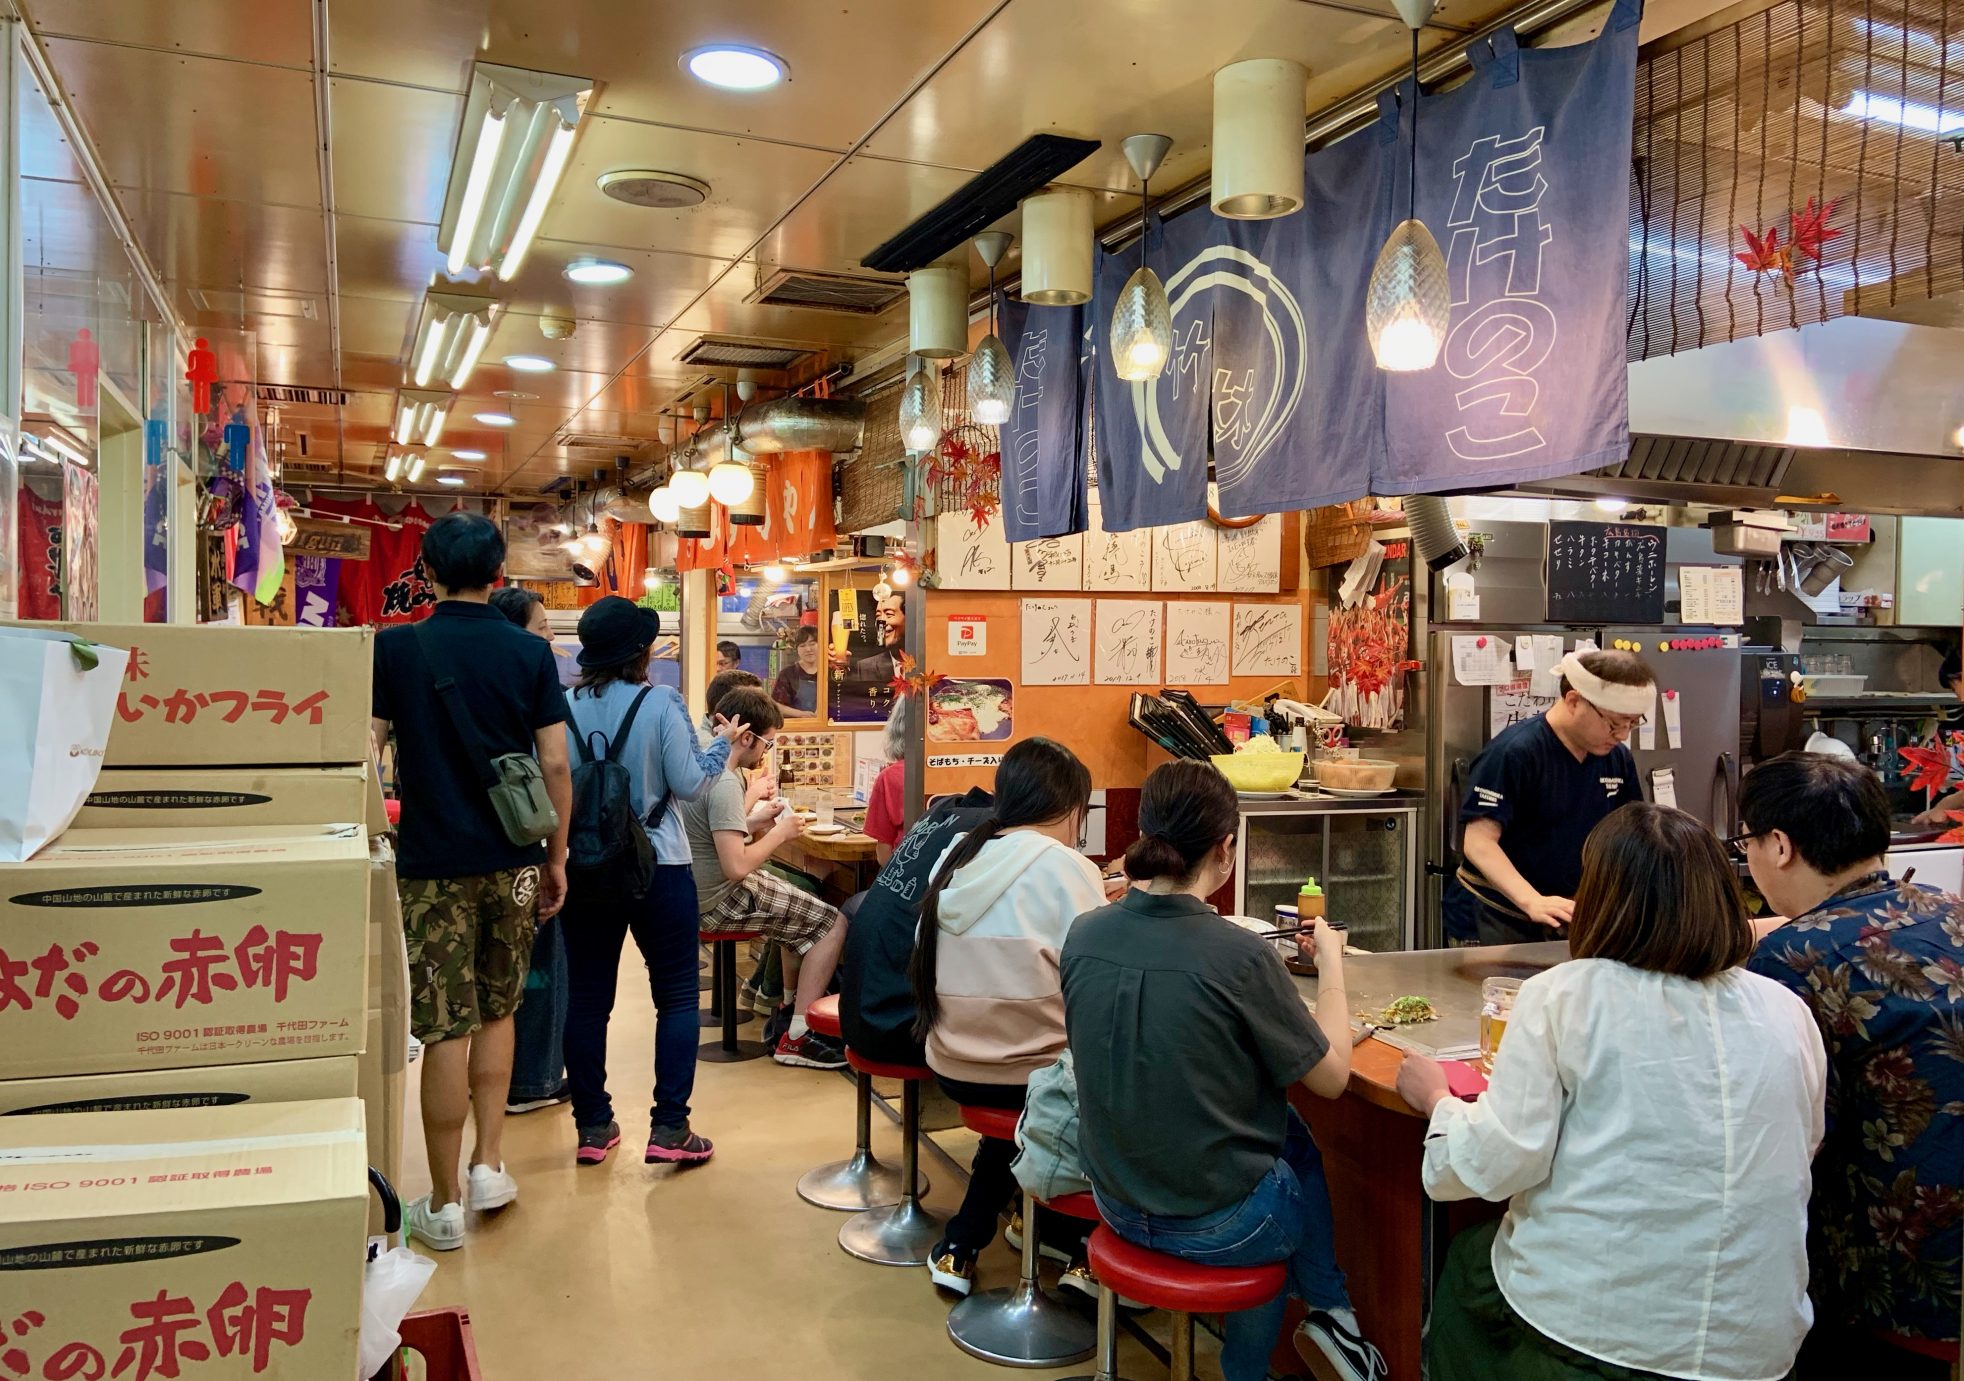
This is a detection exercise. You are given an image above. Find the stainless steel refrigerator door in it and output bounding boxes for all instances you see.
[1602,634,1744,830]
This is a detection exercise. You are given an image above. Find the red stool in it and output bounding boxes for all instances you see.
[945,1104,1094,1369]
[1044,1194,1139,1381]
[795,997,923,1211]
[699,930,766,1062]
[837,1051,945,1266]
[1088,1226,1285,1381]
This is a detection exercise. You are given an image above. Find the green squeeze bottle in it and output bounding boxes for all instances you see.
[1297,877,1325,923]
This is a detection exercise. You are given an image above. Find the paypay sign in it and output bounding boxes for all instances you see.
[947,615,987,657]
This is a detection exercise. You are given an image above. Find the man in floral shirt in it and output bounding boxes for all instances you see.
[1740,752,1962,1380]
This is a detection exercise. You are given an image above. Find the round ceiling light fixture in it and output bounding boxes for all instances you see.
[681,45,787,91]
[492,389,537,401]
[564,258,634,286]
[504,354,555,373]
[598,169,712,209]
[475,411,517,427]
[449,448,487,461]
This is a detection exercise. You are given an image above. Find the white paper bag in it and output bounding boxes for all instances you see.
[0,628,130,862]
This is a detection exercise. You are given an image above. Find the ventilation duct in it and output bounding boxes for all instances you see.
[593,396,865,518]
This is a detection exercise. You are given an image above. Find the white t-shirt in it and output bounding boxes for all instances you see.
[1423,957,1826,1381]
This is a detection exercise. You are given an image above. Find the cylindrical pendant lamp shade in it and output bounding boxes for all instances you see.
[730,457,769,525]
[675,500,712,540]
[1018,188,1094,305]
[1211,59,1308,220]
[908,258,968,358]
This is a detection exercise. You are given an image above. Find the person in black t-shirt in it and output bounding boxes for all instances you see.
[371,512,572,1252]
[1459,648,1652,945]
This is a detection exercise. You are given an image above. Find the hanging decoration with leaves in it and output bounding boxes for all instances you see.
[1900,733,1964,843]
[1735,197,1842,287]
[922,423,1002,530]
[887,650,948,702]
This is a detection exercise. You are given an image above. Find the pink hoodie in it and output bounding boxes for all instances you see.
[923,830,1108,1085]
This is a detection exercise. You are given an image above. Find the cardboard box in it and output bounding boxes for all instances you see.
[0,1056,357,1116]
[0,826,369,1079]
[4,622,373,767]
[361,842,410,1234]
[74,764,390,835]
[0,1098,365,1380]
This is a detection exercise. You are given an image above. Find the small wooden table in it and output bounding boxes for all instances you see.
[773,827,882,899]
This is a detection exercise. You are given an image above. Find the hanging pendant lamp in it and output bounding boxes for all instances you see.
[969,231,1015,426]
[1366,0,1452,372]
[1211,59,1307,220]
[898,360,942,454]
[907,257,968,359]
[706,388,755,506]
[1018,187,1093,305]
[649,482,680,526]
[1112,134,1175,382]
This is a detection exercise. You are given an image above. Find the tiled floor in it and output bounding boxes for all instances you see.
[398,958,1252,1379]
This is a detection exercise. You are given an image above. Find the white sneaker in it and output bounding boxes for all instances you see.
[404,1195,464,1252]
[467,1162,518,1212]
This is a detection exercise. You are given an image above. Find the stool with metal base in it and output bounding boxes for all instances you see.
[1085,1225,1285,1381]
[944,1105,1094,1369]
[837,1051,944,1265]
[698,930,767,1062]
[796,996,922,1211]
[1047,1194,1138,1381]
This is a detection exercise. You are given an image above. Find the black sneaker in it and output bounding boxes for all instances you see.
[774,1030,847,1069]
[575,1120,620,1166]
[1296,1311,1387,1381]
[507,1082,571,1116]
[645,1122,715,1165]
[927,1241,977,1296]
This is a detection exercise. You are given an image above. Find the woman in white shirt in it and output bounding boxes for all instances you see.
[1397,803,1826,1381]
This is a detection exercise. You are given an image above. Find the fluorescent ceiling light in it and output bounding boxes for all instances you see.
[439,62,594,281]
[27,428,91,467]
[503,354,555,372]
[405,452,427,484]
[436,471,467,487]
[394,390,453,448]
[1595,497,1631,513]
[475,411,517,427]
[1842,90,1964,135]
[564,258,633,285]
[450,448,488,461]
[411,287,498,389]
[384,451,405,482]
[682,45,787,90]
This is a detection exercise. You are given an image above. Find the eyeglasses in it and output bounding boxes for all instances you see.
[1581,698,1647,737]
[751,733,778,750]
[1721,830,1760,862]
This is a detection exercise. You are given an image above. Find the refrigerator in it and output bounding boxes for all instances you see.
[1387,520,1748,947]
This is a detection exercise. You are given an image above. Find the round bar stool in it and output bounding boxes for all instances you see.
[837,1051,945,1266]
[944,1105,1095,1369]
[698,930,767,1062]
[1086,1226,1285,1381]
[698,934,755,1024]
[1047,1194,1138,1381]
[795,996,923,1211]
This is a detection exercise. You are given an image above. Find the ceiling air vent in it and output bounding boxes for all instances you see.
[257,385,351,406]
[749,267,907,316]
[676,337,815,370]
[551,432,652,453]
[1600,437,1797,490]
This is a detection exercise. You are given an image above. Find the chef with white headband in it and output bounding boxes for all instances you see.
[1457,648,1655,944]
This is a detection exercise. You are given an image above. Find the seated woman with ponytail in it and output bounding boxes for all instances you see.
[1061,760,1383,1381]
[909,737,1111,1297]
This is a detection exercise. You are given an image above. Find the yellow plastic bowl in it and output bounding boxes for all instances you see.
[1209,751,1305,794]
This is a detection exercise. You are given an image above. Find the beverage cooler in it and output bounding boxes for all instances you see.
[1233,798,1423,953]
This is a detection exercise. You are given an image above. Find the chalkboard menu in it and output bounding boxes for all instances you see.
[1545,521,1667,624]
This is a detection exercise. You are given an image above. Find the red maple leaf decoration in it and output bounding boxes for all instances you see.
[1900,736,1964,796]
[1788,197,1842,264]
[887,651,948,700]
[1736,223,1795,281]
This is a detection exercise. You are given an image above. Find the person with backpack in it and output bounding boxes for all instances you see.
[560,597,750,1168]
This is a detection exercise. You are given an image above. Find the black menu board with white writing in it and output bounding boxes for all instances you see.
[1545,521,1666,624]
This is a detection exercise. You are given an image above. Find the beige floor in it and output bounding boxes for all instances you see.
[398,958,1259,1380]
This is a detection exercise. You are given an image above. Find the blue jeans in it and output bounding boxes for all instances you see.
[561,865,702,1132]
[508,917,568,1101]
[1094,1110,1349,1381]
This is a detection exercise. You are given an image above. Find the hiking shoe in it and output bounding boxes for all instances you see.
[774,1030,847,1070]
[506,1084,571,1115]
[739,977,781,1015]
[576,1120,621,1166]
[645,1122,715,1165]
[927,1242,977,1296]
[1061,1257,1149,1311]
[466,1162,518,1212]
[1005,1212,1072,1265]
[404,1195,464,1252]
[1296,1311,1387,1381]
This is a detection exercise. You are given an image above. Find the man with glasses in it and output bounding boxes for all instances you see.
[1458,649,1654,944]
[1739,752,1962,1380]
[682,686,848,1069]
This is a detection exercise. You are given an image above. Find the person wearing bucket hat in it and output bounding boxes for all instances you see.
[560,596,752,1169]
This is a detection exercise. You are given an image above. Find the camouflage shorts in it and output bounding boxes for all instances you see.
[397,867,540,1042]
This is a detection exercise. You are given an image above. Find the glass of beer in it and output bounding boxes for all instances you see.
[1479,978,1523,1075]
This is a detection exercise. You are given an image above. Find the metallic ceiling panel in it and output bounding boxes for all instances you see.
[331,215,448,305]
[485,311,665,377]
[329,78,464,225]
[496,241,728,328]
[663,269,905,352]
[544,117,838,263]
[337,293,419,359]
[43,38,323,205]
[121,192,330,302]
[326,0,997,149]
[21,0,316,68]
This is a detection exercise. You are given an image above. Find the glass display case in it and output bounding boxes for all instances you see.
[1233,796,1422,952]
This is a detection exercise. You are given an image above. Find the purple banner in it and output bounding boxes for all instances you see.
[293,555,339,628]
